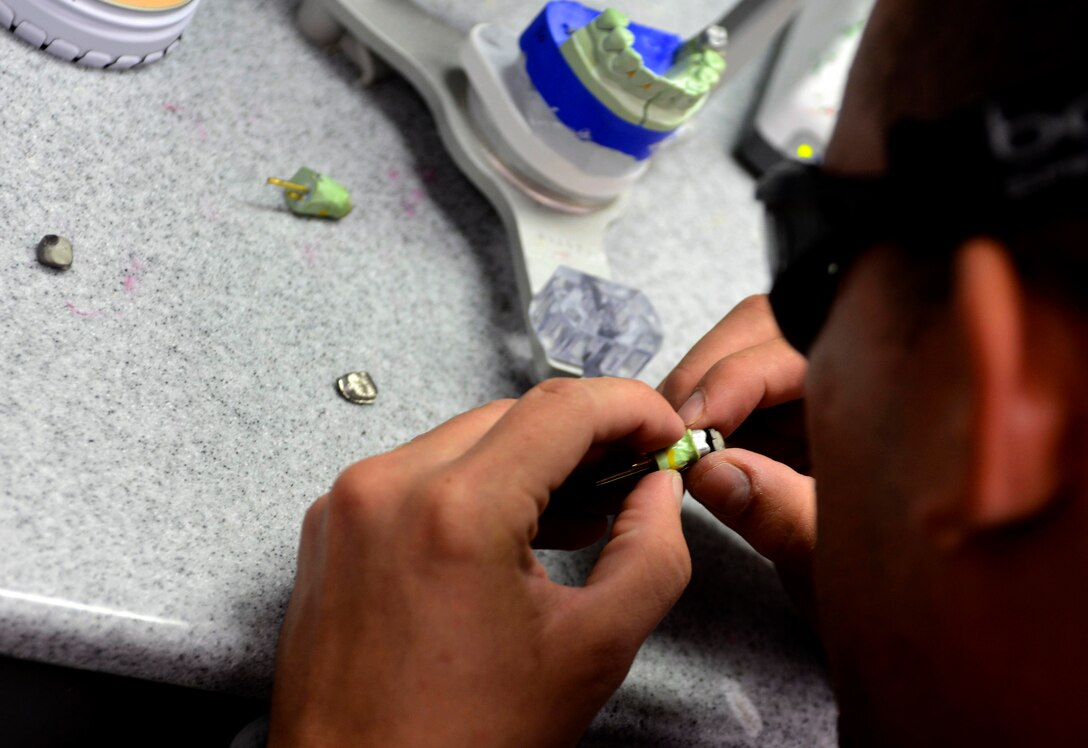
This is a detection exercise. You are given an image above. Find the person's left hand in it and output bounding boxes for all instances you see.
[268,378,690,748]
[657,295,816,619]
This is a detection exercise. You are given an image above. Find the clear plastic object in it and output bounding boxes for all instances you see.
[529,265,663,378]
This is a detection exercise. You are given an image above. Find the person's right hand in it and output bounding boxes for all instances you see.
[658,295,817,610]
[268,378,690,748]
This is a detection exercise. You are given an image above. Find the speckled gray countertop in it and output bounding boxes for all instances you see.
[0,0,836,743]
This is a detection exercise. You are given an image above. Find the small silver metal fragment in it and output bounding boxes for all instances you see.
[700,25,728,52]
[337,371,378,404]
[36,235,73,270]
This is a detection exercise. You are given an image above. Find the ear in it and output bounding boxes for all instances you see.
[954,238,1064,531]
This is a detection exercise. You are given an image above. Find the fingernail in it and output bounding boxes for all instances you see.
[707,461,751,518]
[670,470,685,510]
[677,390,705,426]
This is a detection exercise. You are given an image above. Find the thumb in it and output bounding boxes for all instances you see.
[578,470,691,650]
[686,447,816,574]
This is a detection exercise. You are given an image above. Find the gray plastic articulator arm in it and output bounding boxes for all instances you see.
[296,0,802,381]
[298,0,632,380]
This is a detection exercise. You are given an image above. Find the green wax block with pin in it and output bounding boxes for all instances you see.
[267,167,353,219]
[549,428,726,514]
[654,430,703,471]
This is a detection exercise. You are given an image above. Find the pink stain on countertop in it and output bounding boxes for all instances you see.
[122,256,145,294]
[62,257,146,320]
[65,301,100,319]
[163,102,209,142]
[388,163,433,218]
[400,192,420,218]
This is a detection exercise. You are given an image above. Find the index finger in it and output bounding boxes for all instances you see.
[658,294,782,409]
[681,336,807,436]
[460,378,686,514]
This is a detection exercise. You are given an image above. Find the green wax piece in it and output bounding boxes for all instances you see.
[654,429,700,471]
[284,166,353,219]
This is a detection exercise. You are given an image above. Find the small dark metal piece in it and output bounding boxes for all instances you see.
[698,25,729,52]
[36,235,73,270]
[337,371,378,404]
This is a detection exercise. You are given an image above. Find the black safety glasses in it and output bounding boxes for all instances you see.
[756,80,1088,355]
[757,163,896,354]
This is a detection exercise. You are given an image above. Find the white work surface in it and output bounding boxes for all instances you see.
[0,0,836,744]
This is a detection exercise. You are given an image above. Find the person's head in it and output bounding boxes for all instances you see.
[781,1,1088,744]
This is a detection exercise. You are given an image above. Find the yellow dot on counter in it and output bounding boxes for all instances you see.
[796,143,815,160]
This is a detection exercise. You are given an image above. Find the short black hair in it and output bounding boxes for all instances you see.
[856,0,1088,132]
[845,0,1088,315]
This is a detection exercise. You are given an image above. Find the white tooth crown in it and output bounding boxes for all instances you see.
[0,0,200,68]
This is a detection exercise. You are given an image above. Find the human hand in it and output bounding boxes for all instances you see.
[658,295,817,594]
[268,378,691,748]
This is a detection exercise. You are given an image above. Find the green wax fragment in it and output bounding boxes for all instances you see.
[654,429,700,471]
[284,166,353,219]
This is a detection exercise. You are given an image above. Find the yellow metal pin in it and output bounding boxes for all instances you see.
[266,167,353,219]
[267,177,311,194]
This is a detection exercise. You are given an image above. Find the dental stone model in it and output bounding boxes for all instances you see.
[523,3,727,160]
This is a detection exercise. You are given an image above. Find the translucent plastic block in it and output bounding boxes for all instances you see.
[529,266,663,378]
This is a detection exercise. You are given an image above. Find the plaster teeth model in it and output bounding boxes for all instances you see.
[520,2,727,161]
[0,0,201,69]
[570,8,725,122]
